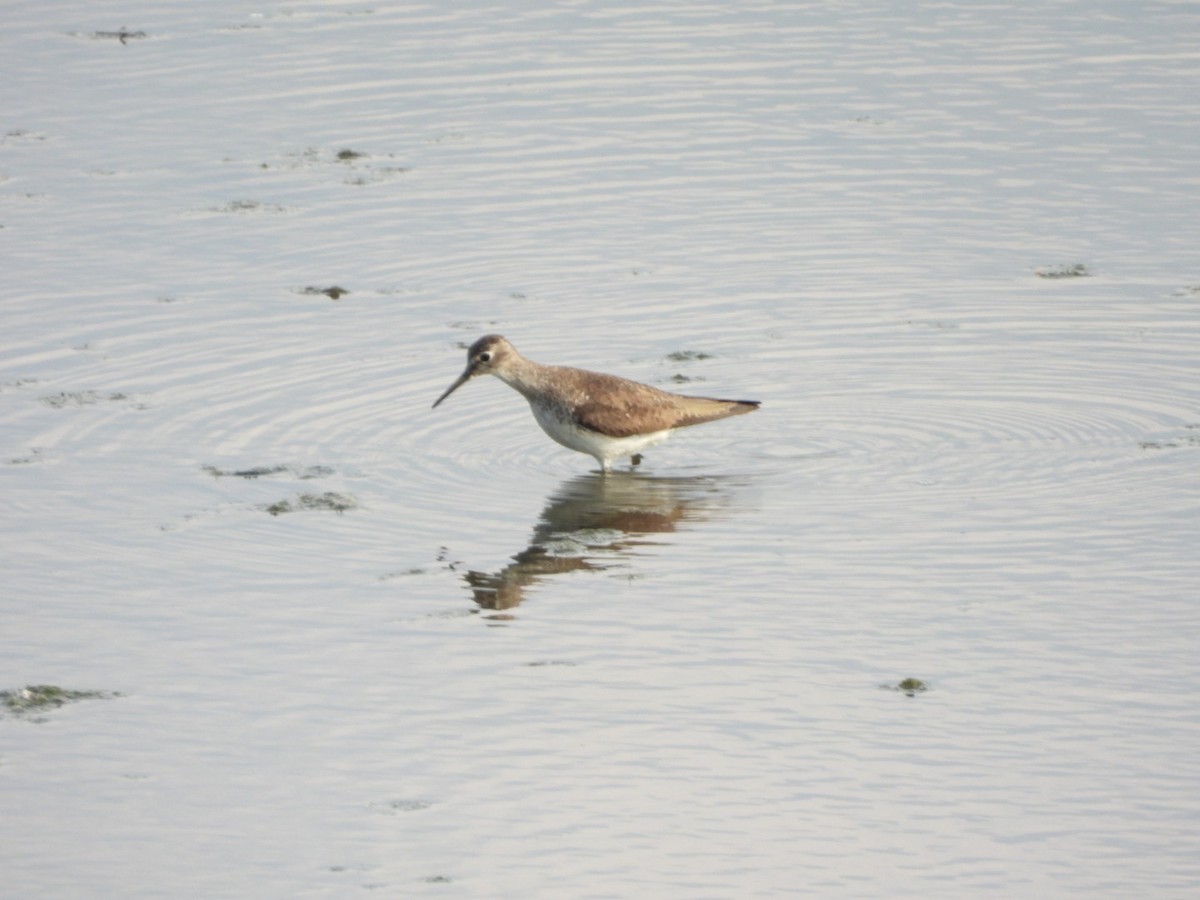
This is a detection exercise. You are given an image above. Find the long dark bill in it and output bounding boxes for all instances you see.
[431,367,474,408]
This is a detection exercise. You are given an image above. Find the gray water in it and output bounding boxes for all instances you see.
[2,1,1198,897]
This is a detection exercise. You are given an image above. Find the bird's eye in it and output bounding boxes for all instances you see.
[478,351,492,362]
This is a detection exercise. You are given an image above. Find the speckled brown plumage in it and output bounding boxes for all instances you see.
[433,335,759,471]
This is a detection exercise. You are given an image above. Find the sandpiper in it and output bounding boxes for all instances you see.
[432,335,759,472]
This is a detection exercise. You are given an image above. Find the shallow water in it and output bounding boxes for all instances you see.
[3,1,1199,897]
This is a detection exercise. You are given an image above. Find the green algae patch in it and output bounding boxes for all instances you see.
[300,285,349,300]
[1035,263,1090,278]
[40,390,129,408]
[880,677,928,697]
[2,684,120,718]
[264,492,357,516]
[217,199,286,214]
[204,464,288,479]
[90,29,147,44]
[203,464,333,480]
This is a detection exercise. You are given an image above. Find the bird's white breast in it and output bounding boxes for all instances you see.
[528,400,670,465]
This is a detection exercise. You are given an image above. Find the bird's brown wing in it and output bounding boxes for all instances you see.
[570,372,759,438]
[573,394,687,437]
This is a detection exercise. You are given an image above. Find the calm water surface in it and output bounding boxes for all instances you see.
[2,1,1198,897]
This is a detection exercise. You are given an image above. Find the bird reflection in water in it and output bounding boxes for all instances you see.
[465,471,744,613]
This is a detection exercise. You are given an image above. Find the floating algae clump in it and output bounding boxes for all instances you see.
[265,492,357,516]
[880,677,928,697]
[1035,263,1090,278]
[1,684,120,718]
